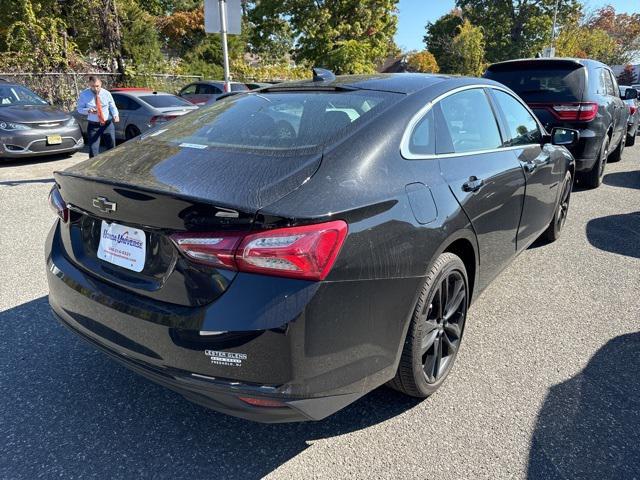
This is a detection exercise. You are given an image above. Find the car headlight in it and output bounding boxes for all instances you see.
[0,121,31,131]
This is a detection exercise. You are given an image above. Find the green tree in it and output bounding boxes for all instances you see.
[449,20,485,76]
[119,0,164,73]
[246,1,295,62]
[250,0,399,74]
[587,6,640,65]
[555,26,618,64]
[4,0,76,71]
[455,0,582,62]
[617,65,638,86]
[406,50,439,73]
[423,9,463,74]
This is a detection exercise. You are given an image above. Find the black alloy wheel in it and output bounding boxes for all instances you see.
[421,270,466,383]
[388,252,468,398]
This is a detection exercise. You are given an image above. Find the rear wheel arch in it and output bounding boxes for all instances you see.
[442,238,477,305]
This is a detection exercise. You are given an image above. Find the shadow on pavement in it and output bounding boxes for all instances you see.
[0,297,421,479]
[585,211,640,259]
[604,170,640,190]
[527,333,640,479]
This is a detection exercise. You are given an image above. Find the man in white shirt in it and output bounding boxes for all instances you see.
[76,76,120,158]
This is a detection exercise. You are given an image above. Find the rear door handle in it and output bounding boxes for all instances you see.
[462,176,484,193]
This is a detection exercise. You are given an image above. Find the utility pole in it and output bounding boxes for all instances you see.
[218,0,231,92]
[551,0,560,47]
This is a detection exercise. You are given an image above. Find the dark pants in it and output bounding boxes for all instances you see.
[87,121,115,158]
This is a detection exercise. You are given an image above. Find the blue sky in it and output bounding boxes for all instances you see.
[394,0,640,53]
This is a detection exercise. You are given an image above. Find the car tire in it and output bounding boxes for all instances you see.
[388,252,468,398]
[583,135,609,189]
[626,131,636,146]
[541,171,572,243]
[608,129,625,163]
[125,125,141,140]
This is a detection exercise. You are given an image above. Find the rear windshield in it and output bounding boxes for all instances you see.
[486,65,585,102]
[146,89,399,152]
[140,95,193,108]
[230,84,248,92]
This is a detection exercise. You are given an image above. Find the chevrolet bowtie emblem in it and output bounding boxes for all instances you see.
[92,196,117,213]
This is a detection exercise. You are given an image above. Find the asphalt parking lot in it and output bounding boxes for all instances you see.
[1,146,639,479]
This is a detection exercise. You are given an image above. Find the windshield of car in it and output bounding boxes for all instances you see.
[0,85,48,107]
[146,89,399,152]
[485,65,585,102]
[139,95,194,108]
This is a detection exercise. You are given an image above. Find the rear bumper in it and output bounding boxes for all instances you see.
[569,128,603,172]
[46,221,419,422]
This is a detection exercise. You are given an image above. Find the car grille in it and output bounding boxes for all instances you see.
[28,138,77,152]
[28,122,66,129]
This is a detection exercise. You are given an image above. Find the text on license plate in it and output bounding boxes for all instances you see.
[97,221,146,272]
[47,135,62,145]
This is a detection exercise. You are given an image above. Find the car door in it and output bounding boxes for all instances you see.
[601,69,623,146]
[111,94,130,139]
[608,70,628,139]
[196,83,223,104]
[488,88,562,250]
[435,87,526,289]
[179,83,198,104]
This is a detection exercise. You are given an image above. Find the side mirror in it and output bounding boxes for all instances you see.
[625,88,638,100]
[551,127,579,147]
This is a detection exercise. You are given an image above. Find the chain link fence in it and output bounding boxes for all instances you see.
[0,73,203,111]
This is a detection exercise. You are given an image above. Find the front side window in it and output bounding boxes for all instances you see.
[180,84,197,96]
[437,88,502,154]
[492,90,541,146]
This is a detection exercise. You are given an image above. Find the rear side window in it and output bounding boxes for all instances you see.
[492,90,541,146]
[230,84,249,92]
[148,90,399,151]
[139,95,193,108]
[437,89,502,154]
[408,109,435,155]
[197,84,222,95]
[600,69,615,96]
[486,65,585,102]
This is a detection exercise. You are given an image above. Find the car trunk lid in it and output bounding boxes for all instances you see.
[54,140,322,306]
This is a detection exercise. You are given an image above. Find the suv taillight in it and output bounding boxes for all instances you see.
[170,220,348,281]
[48,186,68,223]
[150,115,178,125]
[629,105,637,116]
[530,102,598,122]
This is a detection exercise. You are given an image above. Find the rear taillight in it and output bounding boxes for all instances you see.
[630,105,637,115]
[48,186,68,223]
[530,102,598,122]
[170,232,244,269]
[150,115,178,125]
[170,220,348,281]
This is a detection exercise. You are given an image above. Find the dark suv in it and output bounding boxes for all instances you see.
[485,58,629,188]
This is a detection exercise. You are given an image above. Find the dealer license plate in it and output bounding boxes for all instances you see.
[97,221,146,272]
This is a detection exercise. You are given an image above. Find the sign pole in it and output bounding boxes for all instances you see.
[218,0,231,92]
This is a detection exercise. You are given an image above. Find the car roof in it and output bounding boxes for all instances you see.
[197,80,246,85]
[487,57,607,71]
[113,90,176,98]
[262,73,499,95]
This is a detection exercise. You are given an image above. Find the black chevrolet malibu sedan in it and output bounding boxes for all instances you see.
[46,73,577,422]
